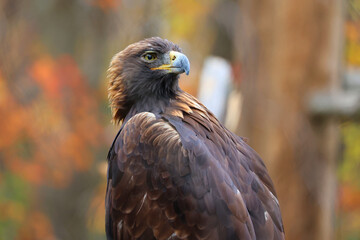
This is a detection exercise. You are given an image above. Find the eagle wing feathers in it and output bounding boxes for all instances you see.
[107,109,284,240]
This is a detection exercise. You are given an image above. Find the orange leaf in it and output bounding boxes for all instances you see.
[28,56,61,98]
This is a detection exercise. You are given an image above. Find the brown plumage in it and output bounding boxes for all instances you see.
[106,37,285,240]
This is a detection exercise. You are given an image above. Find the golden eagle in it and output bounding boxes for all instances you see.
[106,37,285,240]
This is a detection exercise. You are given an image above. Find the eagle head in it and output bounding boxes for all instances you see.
[108,37,190,123]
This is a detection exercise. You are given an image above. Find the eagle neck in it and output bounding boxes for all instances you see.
[126,75,181,118]
[127,93,177,119]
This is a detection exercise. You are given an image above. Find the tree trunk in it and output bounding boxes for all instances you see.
[235,1,343,239]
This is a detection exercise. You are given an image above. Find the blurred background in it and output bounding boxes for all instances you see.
[0,0,359,239]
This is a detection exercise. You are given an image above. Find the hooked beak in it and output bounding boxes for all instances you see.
[151,51,190,75]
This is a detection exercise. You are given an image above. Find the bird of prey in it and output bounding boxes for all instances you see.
[106,37,285,240]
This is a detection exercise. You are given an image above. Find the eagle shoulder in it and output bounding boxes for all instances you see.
[119,111,187,164]
[107,112,193,239]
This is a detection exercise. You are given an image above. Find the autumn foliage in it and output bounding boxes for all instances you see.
[0,52,106,238]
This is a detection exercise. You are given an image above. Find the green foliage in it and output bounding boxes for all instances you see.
[0,172,30,204]
[347,0,360,21]
[339,122,360,186]
[0,173,31,240]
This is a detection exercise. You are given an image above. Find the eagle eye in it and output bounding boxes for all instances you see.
[143,52,157,62]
